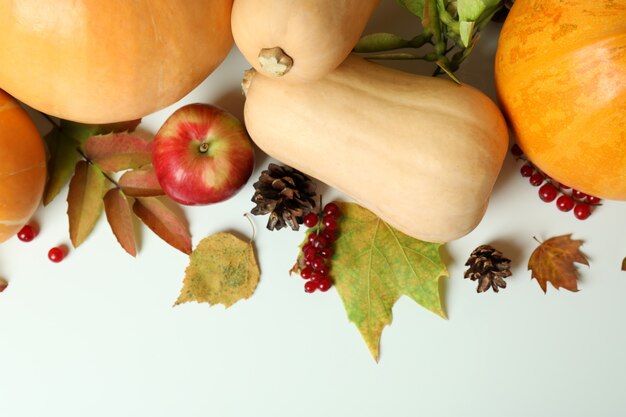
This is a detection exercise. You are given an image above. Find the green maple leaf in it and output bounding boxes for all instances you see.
[332,202,448,361]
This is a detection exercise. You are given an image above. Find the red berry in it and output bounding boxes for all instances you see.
[17,225,36,242]
[520,164,534,177]
[320,247,333,258]
[304,280,318,293]
[48,247,65,263]
[312,257,326,271]
[511,144,524,156]
[574,203,591,220]
[304,247,317,261]
[316,265,329,276]
[586,195,601,205]
[559,183,571,190]
[312,235,328,249]
[303,212,318,228]
[308,232,318,243]
[538,183,558,202]
[322,215,337,230]
[529,173,544,186]
[323,203,341,218]
[300,267,313,279]
[321,230,336,243]
[572,189,587,200]
[556,195,575,212]
[317,278,333,292]
[302,243,312,253]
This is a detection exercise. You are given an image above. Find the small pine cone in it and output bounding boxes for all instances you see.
[251,163,317,231]
[464,245,512,293]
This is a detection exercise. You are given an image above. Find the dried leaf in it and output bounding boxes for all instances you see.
[528,235,589,293]
[84,132,153,172]
[622,257,626,271]
[118,166,164,197]
[175,232,259,308]
[132,197,191,254]
[325,202,447,361]
[0,277,7,293]
[67,161,107,248]
[43,127,81,205]
[103,188,137,257]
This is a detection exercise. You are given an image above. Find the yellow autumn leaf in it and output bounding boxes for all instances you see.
[175,232,259,308]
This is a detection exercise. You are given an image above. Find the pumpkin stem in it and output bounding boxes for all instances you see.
[258,47,293,77]
[241,68,256,96]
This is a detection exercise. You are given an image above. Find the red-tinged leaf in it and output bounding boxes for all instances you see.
[98,119,141,134]
[67,161,107,248]
[103,188,137,257]
[43,127,81,205]
[132,197,191,254]
[118,166,164,197]
[528,234,589,293]
[84,132,153,172]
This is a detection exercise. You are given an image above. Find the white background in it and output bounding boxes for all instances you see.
[2,3,625,417]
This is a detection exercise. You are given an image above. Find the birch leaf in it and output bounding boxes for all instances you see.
[175,232,259,308]
[132,197,191,254]
[528,235,589,293]
[118,166,164,197]
[325,202,447,361]
[84,132,153,172]
[103,188,137,256]
[67,161,107,248]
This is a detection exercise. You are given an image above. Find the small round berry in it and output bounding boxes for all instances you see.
[511,144,524,156]
[574,203,591,220]
[303,212,318,228]
[572,189,587,200]
[312,257,326,271]
[320,247,333,258]
[538,183,558,202]
[559,183,571,190]
[312,235,328,249]
[321,230,336,243]
[302,243,312,253]
[304,280,318,293]
[323,203,341,218]
[300,267,314,279]
[322,215,337,231]
[304,247,317,261]
[556,195,575,212]
[308,232,318,243]
[585,195,601,205]
[317,278,333,292]
[17,225,36,242]
[529,173,544,186]
[48,247,65,263]
[316,265,329,276]
[520,164,534,177]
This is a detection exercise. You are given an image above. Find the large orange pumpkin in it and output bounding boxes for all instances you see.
[495,0,626,200]
[0,90,46,243]
[0,0,233,124]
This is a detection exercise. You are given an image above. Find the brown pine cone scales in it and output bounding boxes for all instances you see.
[464,245,512,293]
[251,163,317,231]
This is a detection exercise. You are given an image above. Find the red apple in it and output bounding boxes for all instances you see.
[152,103,255,205]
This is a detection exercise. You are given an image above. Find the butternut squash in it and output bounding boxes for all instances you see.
[231,0,380,83]
[242,56,508,243]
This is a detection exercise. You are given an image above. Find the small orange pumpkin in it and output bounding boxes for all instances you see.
[0,90,46,243]
[495,0,626,200]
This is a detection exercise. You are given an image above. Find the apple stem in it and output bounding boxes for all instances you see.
[199,142,210,153]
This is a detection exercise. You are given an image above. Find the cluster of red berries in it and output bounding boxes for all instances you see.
[512,144,601,220]
[16,224,67,262]
[297,202,341,293]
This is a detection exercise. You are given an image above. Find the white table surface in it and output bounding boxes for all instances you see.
[2,3,625,417]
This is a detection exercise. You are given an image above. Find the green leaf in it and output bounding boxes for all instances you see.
[332,202,447,361]
[43,127,81,205]
[457,0,500,45]
[354,33,409,53]
[175,232,259,308]
[67,161,107,248]
[397,0,425,18]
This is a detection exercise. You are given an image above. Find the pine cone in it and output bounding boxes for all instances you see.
[464,245,512,293]
[251,163,317,231]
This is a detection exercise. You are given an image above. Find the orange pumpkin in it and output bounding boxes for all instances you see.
[0,0,233,124]
[0,90,46,243]
[495,0,626,200]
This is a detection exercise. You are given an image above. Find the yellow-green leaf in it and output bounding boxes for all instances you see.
[332,202,447,361]
[103,188,137,257]
[43,127,81,205]
[67,161,107,248]
[175,232,259,308]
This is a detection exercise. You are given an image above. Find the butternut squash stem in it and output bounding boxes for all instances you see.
[258,47,293,77]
